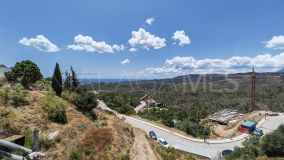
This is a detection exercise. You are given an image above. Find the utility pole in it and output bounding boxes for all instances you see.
[251,68,256,112]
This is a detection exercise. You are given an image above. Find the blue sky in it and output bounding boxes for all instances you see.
[1,0,284,79]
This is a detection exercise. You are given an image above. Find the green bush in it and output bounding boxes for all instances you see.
[33,79,52,91]
[10,84,29,106]
[69,148,93,160]
[4,60,42,87]
[74,91,97,113]
[176,120,210,138]
[117,105,135,115]
[98,92,136,115]
[41,93,68,124]
[69,149,84,160]
[261,124,284,157]
[62,91,77,103]
[0,84,29,107]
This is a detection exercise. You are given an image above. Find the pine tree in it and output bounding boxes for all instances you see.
[70,66,79,91]
[51,63,63,96]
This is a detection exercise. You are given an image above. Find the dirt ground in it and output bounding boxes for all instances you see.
[130,128,161,160]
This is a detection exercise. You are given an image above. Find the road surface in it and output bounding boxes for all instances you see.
[98,100,284,158]
[134,101,147,113]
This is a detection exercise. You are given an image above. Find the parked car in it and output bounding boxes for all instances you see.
[149,131,157,140]
[253,128,263,136]
[221,149,233,157]
[158,138,170,148]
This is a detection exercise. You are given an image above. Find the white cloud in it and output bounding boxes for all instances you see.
[172,30,190,46]
[265,35,284,49]
[145,17,155,25]
[129,48,137,53]
[19,35,60,52]
[128,28,166,50]
[121,59,130,65]
[143,53,284,74]
[113,44,126,52]
[67,34,124,53]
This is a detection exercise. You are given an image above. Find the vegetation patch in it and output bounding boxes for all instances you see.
[4,60,42,88]
[41,93,68,124]
[98,92,139,115]
[226,124,284,159]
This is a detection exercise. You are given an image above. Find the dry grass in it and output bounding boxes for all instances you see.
[78,128,113,153]
[0,76,7,84]
[1,90,139,160]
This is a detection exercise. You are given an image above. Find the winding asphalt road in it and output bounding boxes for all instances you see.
[98,100,284,159]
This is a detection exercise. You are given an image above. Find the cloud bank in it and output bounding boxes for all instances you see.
[144,53,284,74]
[265,35,284,50]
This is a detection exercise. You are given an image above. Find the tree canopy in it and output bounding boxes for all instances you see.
[4,60,42,87]
[51,63,63,96]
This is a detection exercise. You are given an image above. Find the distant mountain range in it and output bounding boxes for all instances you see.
[277,68,284,73]
[0,65,10,77]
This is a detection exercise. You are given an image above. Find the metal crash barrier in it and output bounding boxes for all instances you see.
[0,135,45,160]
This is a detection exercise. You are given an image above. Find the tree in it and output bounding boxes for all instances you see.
[51,63,63,96]
[74,92,97,113]
[74,91,97,119]
[261,125,284,157]
[64,70,71,90]
[70,67,79,91]
[4,60,43,87]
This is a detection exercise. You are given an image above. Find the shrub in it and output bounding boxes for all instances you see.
[176,120,210,138]
[9,83,29,106]
[41,93,68,124]
[261,124,284,157]
[78,128,113,153]
[157,146,181,160]
[162,119,175,127]
[121,152,130,160]
[98,92,136,115]
[0,84,28,107]
[33,79,52,91]
[117,105,135,115]
[4,60,42,87]
[0,77,7,87]
[62,91,77,103]
[69,148,84,160]
[74,92,97,113]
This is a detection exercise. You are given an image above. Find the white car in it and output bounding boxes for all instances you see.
[158,138,170,148]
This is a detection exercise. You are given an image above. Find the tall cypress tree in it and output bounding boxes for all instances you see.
[51,63,63,96]
[70,66,79,91]
[64,70,71,90]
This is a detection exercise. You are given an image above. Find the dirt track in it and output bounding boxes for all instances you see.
[130,128,161,160]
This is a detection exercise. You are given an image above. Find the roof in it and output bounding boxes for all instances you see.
[208,109,243,124]
[241,121,256,127]
[158,138,166,142]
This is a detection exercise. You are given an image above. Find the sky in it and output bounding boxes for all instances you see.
[1,0,284,79]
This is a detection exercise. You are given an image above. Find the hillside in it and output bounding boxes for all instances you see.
[82,73,284,113]
[0,89,164,160]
